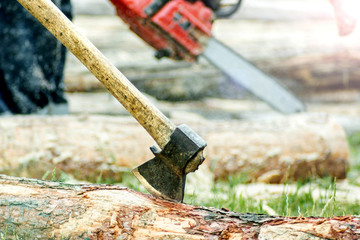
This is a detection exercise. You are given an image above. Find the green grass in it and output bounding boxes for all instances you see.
[0,227,26,240]
[184,133,360,217]
[119,166,360,217]
[183,175,360,217]
[118,162,360,218]
[37,132,360,219]
[347,132,360,187]
[267,179,338,217]
[185,132,360,217]
[183,174,265,214]
[0,227,6,240]
[41,168,70,182]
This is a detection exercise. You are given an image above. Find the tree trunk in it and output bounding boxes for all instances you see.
[0,114,349,183]
[0,174,359,239]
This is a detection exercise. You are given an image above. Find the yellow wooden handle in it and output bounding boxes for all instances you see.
[17,0,175,148]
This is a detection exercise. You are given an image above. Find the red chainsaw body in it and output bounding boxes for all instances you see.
[109,0,213,62]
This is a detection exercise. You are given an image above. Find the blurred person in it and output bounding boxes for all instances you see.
[0,0,72,115]
[329,0,358,36]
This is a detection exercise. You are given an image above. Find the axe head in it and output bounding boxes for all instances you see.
[132,124,207,202]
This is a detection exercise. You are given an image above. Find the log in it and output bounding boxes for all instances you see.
[0,115,154,182]
[206,113,350,182]
[0,113,349,183]
[0,174,359,239]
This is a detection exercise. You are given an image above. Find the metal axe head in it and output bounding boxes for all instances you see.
[132,124,207,202]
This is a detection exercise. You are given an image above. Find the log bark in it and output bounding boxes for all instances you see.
[0,174,359,239]
[0,114,349,183]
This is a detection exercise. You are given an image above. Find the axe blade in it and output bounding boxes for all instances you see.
[132,124,207,202]
[133,157,186,202]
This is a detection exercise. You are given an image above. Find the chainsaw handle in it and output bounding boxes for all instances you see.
[16,0,175,148]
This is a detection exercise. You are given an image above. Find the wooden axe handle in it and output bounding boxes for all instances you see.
[16,0,175,148]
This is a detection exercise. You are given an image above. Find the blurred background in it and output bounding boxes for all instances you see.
[66,0,360,108]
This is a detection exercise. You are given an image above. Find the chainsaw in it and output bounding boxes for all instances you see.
[109,0,306,114]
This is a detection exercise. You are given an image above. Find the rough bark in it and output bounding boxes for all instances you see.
[0,114,349,183]
[0,174,359,239]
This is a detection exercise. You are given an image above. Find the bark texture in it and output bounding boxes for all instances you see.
[0,174,359,240]
[0,114,349,183]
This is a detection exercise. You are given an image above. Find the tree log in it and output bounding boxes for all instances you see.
[206,113,349,182]
[0,114,349,183]
[0,174,359,239]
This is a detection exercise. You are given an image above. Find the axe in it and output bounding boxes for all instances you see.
[16,0,207,202]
